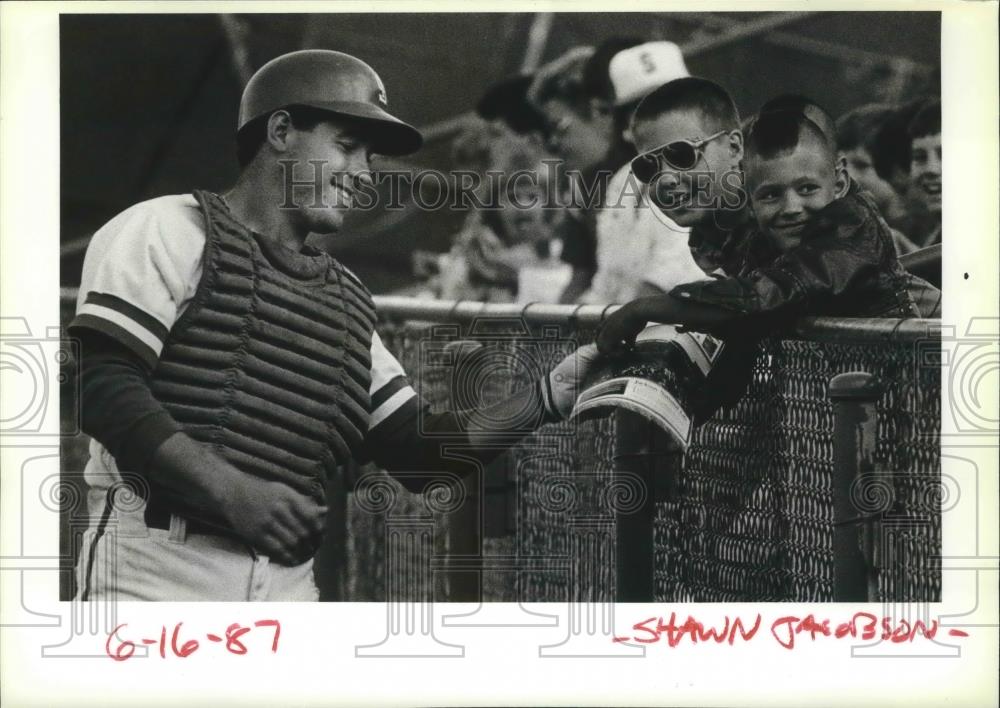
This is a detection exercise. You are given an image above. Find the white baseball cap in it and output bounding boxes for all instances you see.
[609,41,689,106]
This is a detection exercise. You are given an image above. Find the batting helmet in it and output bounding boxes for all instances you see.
[238,49,423,156]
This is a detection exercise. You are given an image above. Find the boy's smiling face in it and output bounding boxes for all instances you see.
[745,130,848,252]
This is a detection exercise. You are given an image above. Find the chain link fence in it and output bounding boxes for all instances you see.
[59,294,940,602]
[364,307,941,603]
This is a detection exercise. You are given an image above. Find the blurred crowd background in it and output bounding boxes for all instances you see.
[61,12,941,301]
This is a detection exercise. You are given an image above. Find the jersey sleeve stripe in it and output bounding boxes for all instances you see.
[84,292,170,342]
[368,387,417,431]
[74,303,164,358]
[69,313,160,371]
[371,374,410,409]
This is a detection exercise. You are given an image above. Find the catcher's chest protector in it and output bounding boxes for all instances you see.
[149,190,376,512]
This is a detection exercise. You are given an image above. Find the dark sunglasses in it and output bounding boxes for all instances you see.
[630,130,728,184]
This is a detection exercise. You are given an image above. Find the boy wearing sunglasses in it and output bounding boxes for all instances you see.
[627,77,751,277]
[598,102,918,358]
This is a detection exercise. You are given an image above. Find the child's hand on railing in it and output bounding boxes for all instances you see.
[597,293,748,355]
[596,301,649,357]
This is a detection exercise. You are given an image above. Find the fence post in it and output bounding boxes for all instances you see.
[828,371,883,602]
[611,410,677,602]
[443,468,481,602]
[313,462,352,600]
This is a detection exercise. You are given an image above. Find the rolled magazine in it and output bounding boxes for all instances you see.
[570,324,725,449]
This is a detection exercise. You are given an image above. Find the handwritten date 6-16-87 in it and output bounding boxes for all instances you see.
[106,620,281,661]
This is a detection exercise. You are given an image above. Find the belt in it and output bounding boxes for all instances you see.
[143,495,238,538]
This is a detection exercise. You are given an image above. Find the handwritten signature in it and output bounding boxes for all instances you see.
[106,620,281,661]
[614,613,969,649]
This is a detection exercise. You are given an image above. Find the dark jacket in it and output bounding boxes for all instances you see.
[673,185,918,423]
[686,207,754,278]
[673,185,918,322]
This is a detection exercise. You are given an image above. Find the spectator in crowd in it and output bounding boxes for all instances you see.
[474,72,550,142]
[594,76,750,424]
[836,100,942,308]
[868,97,937,253]
[836,104,914,251]
[627,77,753,279]
[906,99,942,249]
[577,39,706,304]
[526,46,605,302]
[431,122,566,302]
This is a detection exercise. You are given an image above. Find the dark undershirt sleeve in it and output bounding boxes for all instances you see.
[364,380,559,494]
[72,328,182,476]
